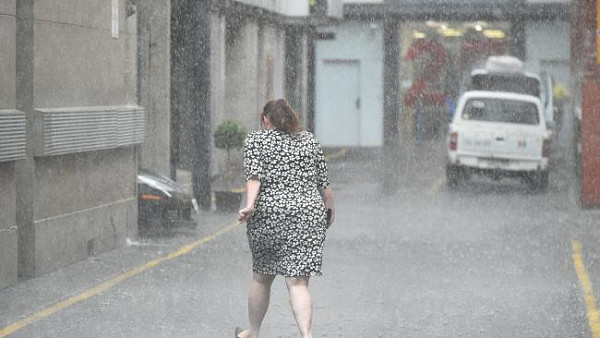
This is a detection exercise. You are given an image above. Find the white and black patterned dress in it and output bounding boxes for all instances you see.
[244,129,330,277]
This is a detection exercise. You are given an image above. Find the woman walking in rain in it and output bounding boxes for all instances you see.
[235,99,335,338]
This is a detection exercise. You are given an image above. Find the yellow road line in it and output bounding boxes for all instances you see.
[427,177,444,195]
[572,240,600,338]
[0,221,242,338]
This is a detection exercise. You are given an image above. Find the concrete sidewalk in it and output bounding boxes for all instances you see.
[0,208,240,335]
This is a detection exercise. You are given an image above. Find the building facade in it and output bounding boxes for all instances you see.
[0,0,143,288]
[314,0,571,147]
[0,0,342,289]
[170,0,342,209]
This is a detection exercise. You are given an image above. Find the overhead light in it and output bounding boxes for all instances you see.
[438,27,462,37]
[483,29,506,39]
[413,31,427,39]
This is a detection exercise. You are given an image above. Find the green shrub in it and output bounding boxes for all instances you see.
[213,120,246,151]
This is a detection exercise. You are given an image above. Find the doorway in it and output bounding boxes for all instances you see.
[315,59,361,146]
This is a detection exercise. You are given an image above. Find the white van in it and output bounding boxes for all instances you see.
[446,91,551,190]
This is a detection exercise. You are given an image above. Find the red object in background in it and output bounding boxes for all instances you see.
[581,82,600,207]
[404,39,448,107]
[403,80,445,107]
[405,39,448,81]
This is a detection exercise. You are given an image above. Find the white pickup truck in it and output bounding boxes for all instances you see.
[464,55,556,131]
[446,91,551,190]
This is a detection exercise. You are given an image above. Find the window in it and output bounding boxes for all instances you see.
[471,74,541,97]
[462,98,539,125]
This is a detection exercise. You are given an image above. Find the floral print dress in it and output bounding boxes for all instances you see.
[244,129,330,277]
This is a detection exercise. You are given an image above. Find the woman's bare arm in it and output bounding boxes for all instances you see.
[238,179,261,222]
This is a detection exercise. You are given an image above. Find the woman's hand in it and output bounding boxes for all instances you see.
[239,179,260,223]
[238,206,254,223]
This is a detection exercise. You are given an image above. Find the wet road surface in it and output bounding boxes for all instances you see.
[2,116,600,337]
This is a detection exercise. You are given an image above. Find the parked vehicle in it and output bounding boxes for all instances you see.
[137,168,199,231]
[462,55,556,131]
[446,91,551,190]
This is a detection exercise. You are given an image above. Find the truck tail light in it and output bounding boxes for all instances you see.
[141,193,163,201]
[542,138,551,158]
[449,132,458,151]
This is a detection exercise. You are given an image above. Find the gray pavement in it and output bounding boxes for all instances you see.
[2,114,600,337]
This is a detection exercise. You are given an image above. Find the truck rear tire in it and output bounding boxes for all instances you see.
[446,165,461,188]
[527,170,549,192]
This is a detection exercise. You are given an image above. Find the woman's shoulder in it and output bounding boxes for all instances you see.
[296,130,315,139]
[296,130,322,145]
[246,130,283,146]
[246,130,268,140]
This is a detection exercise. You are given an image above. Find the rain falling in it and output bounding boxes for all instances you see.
[1,0,599,337]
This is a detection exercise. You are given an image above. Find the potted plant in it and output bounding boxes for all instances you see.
[213,120,246,211]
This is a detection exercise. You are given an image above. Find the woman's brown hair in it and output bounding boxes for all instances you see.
[261,99,302,134]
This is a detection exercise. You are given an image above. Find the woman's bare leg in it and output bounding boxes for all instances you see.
[238,272,275,338]
[285,276,313,338]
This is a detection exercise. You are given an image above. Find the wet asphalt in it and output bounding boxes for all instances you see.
[2,113,600,337]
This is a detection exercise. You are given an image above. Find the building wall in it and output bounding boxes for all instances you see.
[14,0,141,281]
[32,0,137,107]
[258,24,286,103]
[525,20,571,88]
[0,1,16,109]
[171,1,315,205]
[0,1,19,289]
[225,19,261,129]
[286,30,309,121]
[209,13,228,178]
[315,20,384,147]
[138,0,171,175]
[32,148,136,276]
[214,18,287,177]
[0,162,18,289]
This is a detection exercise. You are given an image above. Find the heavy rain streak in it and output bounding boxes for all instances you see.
[1,0,599,337]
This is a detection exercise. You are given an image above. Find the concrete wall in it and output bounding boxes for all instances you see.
[0,1,18,289]
[14,0,141,281]
[225,19,261,129]
[525,20,571,88]
[32,0,137,107]
[138,0,171,176]
[0,1,16,109]
[210,13,227,178]
[32,148,136,276]
[286,30,309,123]
[0,162,18,289]
[205,6,294,181]
[261,25,286,102]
